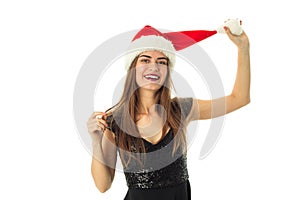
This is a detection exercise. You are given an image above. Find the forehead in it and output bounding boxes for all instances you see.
[139,50,167,58]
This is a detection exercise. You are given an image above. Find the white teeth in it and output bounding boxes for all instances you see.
[144,75,160,80]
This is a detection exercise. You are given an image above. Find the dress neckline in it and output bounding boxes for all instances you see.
[142,128,172,146]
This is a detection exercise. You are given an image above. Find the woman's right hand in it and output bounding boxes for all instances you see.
[86,112,108,143]
[88,112,117,189]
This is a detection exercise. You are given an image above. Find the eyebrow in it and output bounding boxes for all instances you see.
[139,54,168,60]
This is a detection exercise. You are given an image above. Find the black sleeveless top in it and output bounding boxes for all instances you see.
[106,98,193,189]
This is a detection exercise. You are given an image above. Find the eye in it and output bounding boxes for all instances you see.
[140,59,150,64]
[157,60,168,66]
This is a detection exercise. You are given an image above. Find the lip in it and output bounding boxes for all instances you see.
[143,73,161,81]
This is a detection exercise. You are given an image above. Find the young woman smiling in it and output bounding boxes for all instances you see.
[87,22,250,200]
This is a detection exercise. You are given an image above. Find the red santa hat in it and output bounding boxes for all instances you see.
[125,19,242,70]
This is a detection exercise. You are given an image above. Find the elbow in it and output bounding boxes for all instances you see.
[232,92,251,106]
[246,95,251,105]
[91,165,114,193]
[239,97,250,109]
[92,172,112,193]
[96,183,111,193]
[99,187,110,194]
[231,94,251,110]
[247,98,251,105]
[242,96,251,106]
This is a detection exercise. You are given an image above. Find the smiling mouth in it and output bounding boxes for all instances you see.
[144,74,160,81]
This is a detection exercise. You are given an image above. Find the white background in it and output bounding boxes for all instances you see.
[1,0,300,199]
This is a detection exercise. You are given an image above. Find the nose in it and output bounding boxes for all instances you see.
[148,63,159,72]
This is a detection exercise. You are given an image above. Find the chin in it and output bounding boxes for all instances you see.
[140,83,163,91]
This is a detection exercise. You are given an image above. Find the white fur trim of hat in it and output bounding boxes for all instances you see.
[124,35,176,71]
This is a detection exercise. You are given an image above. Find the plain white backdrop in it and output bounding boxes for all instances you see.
[1,0,300,199]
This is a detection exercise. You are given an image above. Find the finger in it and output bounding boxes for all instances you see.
[88,112,105,121]
[87,120,106,133]
[97,118,108,128]
[89,111,105,117]
[87,121,102,132]
[224,26,231,35]
[224,26,237,41]
[94,112,107,119]
[87,118,100,126]
[96,115,103,121]
[224,26,235,36]
[95,113,107,120]
[95,114,108,123]
[96,121,106,132]
[87,116,109,131]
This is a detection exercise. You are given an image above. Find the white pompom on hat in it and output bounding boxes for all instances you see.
[217,18,243,35]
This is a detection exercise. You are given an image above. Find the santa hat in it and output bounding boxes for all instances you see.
[125,19,242,70]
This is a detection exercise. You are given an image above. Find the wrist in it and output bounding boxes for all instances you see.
[92,140,101,146]
[238,45,250,54]
[92,141,102,152]
[92,143,104,160]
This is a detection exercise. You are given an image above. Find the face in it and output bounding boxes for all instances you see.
[135,51,169,91]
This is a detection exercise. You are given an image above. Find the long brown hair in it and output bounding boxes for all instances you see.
[106,54,187,167]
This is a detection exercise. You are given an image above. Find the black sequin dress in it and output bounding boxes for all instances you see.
[106,98,193,200]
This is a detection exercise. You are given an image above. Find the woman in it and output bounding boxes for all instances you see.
[87,23,250,199]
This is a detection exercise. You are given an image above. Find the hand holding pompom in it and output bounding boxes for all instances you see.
[217,18,243,35]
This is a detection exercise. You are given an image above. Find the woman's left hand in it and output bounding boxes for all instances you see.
[224,25,250,50]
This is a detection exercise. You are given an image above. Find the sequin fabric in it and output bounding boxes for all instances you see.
[123,129,189,189]
[106,98,193,189]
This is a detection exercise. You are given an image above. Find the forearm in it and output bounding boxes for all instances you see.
[231,46,251,105]
[91,142,113,193]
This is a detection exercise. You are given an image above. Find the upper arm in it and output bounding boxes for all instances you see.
[189,94,249,120]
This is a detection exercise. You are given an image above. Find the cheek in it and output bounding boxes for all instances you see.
[160,67,168,81]
[136,65,147,74]
[135,66,146,85]
[135,65,146,78]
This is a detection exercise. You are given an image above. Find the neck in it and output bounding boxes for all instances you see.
[138,88,157,114]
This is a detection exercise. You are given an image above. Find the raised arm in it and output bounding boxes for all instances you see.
[191,27,251,120]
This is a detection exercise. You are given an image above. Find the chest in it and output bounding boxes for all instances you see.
[136,113,169,145]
